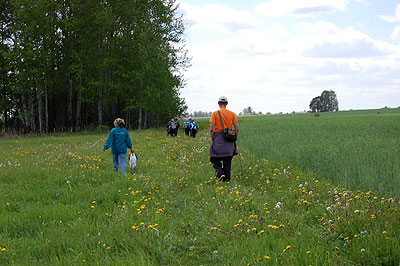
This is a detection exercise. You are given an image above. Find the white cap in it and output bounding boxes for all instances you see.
[218,96,228,103]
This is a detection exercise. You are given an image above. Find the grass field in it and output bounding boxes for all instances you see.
[0,112,399,265]
[237,108,400,196]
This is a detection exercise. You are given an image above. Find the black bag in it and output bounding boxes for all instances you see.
[218,111,237,142]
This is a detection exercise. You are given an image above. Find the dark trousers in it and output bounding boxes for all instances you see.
[190,129,197,138]
[210,156,233,182]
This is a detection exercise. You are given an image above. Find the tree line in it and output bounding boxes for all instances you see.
[0,0,189,134]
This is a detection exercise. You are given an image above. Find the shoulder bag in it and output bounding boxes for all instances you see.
[218,111,237,142]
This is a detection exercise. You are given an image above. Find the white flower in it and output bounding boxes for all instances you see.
[354,210,360,213]
[361,248,365,252]
[327,207,331,211]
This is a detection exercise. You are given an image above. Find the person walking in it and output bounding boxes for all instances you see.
[183,118,191,136]
[190,118,199,138]
[209,96,239,182]
[103,118,134,174]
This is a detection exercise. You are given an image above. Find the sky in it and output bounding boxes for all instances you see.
[176,0,400,114]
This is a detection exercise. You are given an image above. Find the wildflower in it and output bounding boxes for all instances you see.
[264,256,270,259]
[354,234,358,238]
[361,249,365,252]
[382,231,387,234]
[306,250,311,254]
[283,245,291,253]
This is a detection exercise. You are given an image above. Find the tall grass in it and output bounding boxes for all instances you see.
[0,126,399,265]
[237,108,400,195]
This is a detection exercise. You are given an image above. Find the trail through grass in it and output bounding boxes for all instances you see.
[0,128,399,265]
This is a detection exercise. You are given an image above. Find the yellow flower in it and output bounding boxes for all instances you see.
[382,231,387,234]
[264,256,270,259]
[91,206,95,209]
[306,250,311,254]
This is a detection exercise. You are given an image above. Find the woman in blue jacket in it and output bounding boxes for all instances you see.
[103,118,134,173]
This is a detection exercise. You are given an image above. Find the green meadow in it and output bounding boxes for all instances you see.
[0,110,399,265]
[237,108,400,196]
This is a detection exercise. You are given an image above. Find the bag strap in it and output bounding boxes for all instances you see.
[217,110,225,129]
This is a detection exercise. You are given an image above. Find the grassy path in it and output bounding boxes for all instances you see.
[0,129,399,265]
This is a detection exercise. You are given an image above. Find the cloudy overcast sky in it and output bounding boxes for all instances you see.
[177,0,400,114]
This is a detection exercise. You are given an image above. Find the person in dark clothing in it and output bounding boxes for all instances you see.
[168,119,180,137]
[209,96,239,182]
[190,119,199,138]
[183,118,191,136]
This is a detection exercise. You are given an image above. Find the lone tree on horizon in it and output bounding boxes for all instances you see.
[309,90,339,112]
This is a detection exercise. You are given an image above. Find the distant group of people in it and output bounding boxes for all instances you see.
[166,117,199,138]
[183,117,199,138]
[167,119,180,137]
[103,96,238,182]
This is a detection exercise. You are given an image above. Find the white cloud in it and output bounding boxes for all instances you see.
[178,1,400,114]
[179,3,257,33]
[294,22,392,58]
[255,0,349,17]
[380,3,400,23]
[390,25,400,42]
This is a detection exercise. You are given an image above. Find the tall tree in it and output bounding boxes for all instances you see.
[1,0,189,134]
[309,90,338,113]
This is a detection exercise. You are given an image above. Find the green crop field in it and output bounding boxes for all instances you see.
[0,112,399,265]
[237,108,400,196]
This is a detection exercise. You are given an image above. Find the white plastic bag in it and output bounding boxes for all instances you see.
[129,152,137,170]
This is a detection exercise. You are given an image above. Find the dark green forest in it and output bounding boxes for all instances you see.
[0,0,189,134]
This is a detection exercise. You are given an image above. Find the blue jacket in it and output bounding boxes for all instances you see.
[190,121,198,130]
[104,126,133,155]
